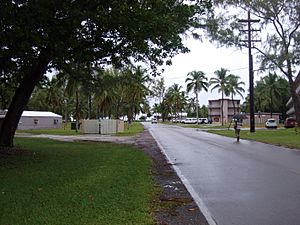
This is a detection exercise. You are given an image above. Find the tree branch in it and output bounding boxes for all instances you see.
[253,46,288,77]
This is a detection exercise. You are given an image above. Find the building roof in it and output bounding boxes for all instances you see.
[0,110,62,119]
[22,111,62,118]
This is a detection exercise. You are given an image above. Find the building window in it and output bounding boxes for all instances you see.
[34,119,39,124]
[54,119,58,124]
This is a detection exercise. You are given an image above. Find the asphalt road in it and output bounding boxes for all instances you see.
[144,123,300,225]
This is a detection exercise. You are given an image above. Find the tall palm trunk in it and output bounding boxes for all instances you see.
[196,92,199,125]
[270,92,273,118]
[231,94,236,115]
[221,91,224,126]
[75,90,79,132]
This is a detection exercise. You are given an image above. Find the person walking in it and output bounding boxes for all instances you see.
[234,118,243,142]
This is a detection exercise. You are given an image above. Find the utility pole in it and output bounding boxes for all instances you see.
[239,11,260,133]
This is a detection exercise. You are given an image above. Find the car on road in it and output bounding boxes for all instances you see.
[151,118,157,124]
[284,117,296,128]
[182,118,197,124]
[265,118,277,129]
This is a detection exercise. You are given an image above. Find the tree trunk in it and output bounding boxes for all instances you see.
[75,90,79,132]
[232,94,236,115]
[0,53,50,147]
[196,92,199,125]
[270,91,273,118]
[221,91,224,126]
[288,79,300,126]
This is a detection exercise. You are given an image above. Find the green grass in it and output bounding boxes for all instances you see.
[16,123,82,135]
[0,138,155,225]
[208,128,300,149]
[117,122,144,136]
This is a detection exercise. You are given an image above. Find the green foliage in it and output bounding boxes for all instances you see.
[0,138,155,225]
[185,70,209,120]
[242,73,289,117]
[0,0,212,83]
[163,83,187,119]
[0,0,213,147]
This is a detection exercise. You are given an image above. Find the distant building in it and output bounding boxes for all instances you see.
[0,110,62,130]
[286,74,300,117]
[208,99,241,124]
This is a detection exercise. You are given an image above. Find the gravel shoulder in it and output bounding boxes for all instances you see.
[135,129,209,225]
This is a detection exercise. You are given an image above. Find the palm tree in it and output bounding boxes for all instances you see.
[166,84,187,120]
[121,66,152,123]
[227,74,245,115]
[259,73,283,118]
[185,70,209,124]
[94,68,118,119]
[210,68,230,126]
[56,63,93,132]
[186,97,197,117]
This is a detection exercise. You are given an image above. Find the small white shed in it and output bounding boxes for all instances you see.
[17,111,62,130]
[80,119,124,134]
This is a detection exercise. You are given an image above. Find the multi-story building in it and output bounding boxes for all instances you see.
[286,74,300,117]
[208,99,241,124]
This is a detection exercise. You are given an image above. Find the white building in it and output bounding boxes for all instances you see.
[16,111,62,130]
[1,110,62,130]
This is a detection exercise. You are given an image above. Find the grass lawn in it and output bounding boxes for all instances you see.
[208,128,300,149]
[0,138,155,225]
[117,122,144,136]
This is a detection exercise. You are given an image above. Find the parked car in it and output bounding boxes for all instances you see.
[151,118,157,124]
[199,118,208,124]
[284,117,296,128]
[182,118,197,124]
[265,118,277,129]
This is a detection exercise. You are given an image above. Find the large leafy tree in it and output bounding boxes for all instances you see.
[0,0,212,147]
[152,77,166,104]
[185,70,209,124]
[206,0,300,125]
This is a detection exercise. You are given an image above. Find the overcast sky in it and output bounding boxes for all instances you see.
[158,37,263,106]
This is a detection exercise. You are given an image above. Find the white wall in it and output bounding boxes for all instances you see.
[17,116,62,130]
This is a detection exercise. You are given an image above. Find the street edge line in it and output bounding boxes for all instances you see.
[148,128,217,225]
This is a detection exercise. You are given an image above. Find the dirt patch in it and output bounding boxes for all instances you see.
[135,129,209,225]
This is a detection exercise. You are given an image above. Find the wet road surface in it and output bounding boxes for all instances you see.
[144,123,300,225]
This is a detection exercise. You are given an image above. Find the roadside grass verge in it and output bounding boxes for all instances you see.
[207,128,300,149]
[117,122,144,136]
[0,138,155,225]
